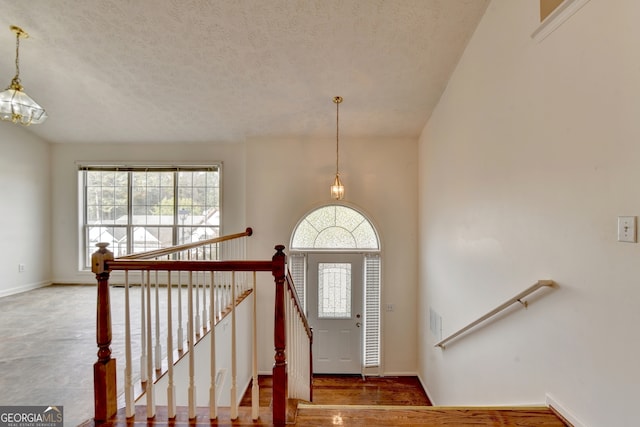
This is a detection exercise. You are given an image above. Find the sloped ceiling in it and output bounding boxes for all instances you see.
[0,0,489,144]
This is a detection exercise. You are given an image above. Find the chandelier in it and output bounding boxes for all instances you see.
[330,96,345,200]
[0,26,47,125]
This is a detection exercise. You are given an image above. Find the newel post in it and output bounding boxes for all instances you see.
[92,243,117,422]
[272,245,288,425]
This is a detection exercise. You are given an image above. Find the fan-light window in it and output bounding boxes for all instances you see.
[291,205,379,250]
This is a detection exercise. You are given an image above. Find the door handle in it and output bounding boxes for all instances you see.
[356,322,361,328]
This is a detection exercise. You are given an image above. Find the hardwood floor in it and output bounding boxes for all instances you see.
[86,375,568,426]
[295,406,568,426]
[239,374,432,407]
[0,286,568,426]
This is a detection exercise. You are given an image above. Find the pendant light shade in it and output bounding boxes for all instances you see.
[331,173,345,201]
[0,26,47,126]
[330,96,345,200]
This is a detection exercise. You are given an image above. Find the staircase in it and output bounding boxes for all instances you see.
[89,229,311,426]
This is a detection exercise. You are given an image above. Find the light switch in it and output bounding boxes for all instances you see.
[617,216,637,243]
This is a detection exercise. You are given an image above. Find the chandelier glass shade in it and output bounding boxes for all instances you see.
[0,26,47,125]
[330,96,345,200]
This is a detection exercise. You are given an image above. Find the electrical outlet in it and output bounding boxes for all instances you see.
[18,264,25,272]
[386,304,394,312]
[617,216,637,243]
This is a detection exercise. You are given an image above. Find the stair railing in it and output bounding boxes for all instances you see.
[92,230,310,425]
[434,280,556,349]
[285,271,313,403]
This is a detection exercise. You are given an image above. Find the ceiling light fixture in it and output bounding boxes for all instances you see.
[330,96,345,200]
[0,25,47,125]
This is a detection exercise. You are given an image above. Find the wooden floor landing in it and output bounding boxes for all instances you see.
[85,375,568,426]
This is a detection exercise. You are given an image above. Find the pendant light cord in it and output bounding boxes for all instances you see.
[335,99,340,175]
[14,32,20,80]
[9,27,25,90]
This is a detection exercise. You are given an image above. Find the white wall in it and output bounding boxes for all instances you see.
[50,142,246,283]
[151,293,253,408]
[49,135,418,376]
[0,124,51,296]
[418,1,639,426]
[245,136,418,375]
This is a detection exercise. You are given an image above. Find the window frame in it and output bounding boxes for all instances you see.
[78,162,222,270]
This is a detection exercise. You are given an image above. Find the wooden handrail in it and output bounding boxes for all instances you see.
[117,227,253,260]
[106,259,273,272]
[434,280,555,349]
[286,271,312,339]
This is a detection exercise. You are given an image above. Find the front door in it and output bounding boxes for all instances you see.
[307,253,363,374]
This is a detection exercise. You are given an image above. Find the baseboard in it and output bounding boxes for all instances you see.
[416,373,436,406]
[546,393,585,427]
[380,371,419,377]
[0,281,51,298]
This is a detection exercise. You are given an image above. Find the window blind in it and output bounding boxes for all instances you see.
[364,254,381,367]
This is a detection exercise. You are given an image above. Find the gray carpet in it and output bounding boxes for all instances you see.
[0,284,193,427]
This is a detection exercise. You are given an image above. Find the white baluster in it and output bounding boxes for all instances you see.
[202,269,208,331]
[140,271,147,383]
[195,270,201,335]
[251,271,259,420]
[177,271,184,352]
[286,294,293,399]
[166,272,176,419]
[230,271,238,420]
[209,271,217,420]
[154,271,162,371]
[188,271,196,419]
[145,270,156,418]
[124,272,134,417]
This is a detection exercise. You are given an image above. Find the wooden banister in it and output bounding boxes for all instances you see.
[106,259,273,272]
[92,231,310,425]
[92,243,117,422]
[117,227,253,260]
[272,245,288,425]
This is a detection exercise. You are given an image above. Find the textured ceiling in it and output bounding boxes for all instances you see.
[0,0,489,144]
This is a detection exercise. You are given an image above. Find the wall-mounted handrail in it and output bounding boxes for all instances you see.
[434,280,555,349]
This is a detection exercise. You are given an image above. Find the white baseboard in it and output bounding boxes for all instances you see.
[0,281,51,298]
[546,393,587,427]
[379,371,418,377]
[416,373,436,405]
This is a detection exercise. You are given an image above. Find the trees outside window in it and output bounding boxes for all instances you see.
[79,165,220,268]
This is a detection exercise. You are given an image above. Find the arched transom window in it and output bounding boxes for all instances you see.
[291,205,379,250]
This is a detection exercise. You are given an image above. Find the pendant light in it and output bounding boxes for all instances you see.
[330,96,345,200]
[0,26,47,125]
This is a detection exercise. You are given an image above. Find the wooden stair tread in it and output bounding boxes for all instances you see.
[296,404,568,426]
[81,404,567,426]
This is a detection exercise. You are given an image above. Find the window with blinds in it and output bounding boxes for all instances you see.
[364,254,381,368]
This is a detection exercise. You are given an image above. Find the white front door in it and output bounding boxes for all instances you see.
[307,253,363,374]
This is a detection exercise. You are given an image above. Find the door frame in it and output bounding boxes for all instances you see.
[307,252,364,374]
